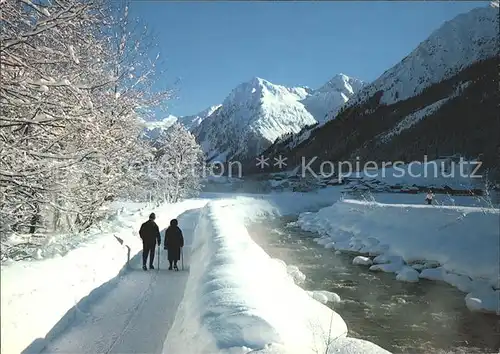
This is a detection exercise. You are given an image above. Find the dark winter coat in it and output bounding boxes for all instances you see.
[164,225,184,261]
[139,220,161,245]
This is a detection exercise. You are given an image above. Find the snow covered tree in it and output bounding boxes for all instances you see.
[138,123,205,204]
[1,0,111,236]
[0,0,172,247]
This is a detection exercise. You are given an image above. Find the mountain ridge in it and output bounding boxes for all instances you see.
[344,5,499,113]
[254,5,499,178]
[190,73,364,162]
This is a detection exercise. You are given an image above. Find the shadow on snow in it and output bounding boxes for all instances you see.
[21,208,201,354]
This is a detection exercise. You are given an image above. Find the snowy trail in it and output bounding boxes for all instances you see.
[39,209,201,354]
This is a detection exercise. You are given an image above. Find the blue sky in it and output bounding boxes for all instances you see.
[129,1,489,117]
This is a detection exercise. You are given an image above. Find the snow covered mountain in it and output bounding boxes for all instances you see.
[192,75,363,162]
[260,74,365,153]
[141,74,363,161]
[344,5,499,111]
[302,74,365,124]
[177,104,222,131]
[141,104,221,140]
[141,115,177,139]
[192,77,316,162]
[259,4,499,177]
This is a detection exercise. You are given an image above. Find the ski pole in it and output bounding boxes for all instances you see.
[157,245,160,270]
[181,247,184,270]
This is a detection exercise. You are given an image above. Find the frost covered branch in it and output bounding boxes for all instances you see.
[0,0,182,252]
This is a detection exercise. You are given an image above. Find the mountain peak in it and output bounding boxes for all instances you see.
[225,77,265,104]
[332,73,350,81]
[244,76,278,92]
[249,76,267,84]
[299,73,364,124]
[225,76,309,107]
[349,5,498,107]
[317,73,365,95]
[194,76,320,161]
[190,73,365,162]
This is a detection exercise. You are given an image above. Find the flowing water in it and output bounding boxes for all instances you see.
[249,216,500,354]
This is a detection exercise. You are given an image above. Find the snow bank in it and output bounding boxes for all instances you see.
[2,201,147,262]
[2,192,392,354]
[465,289,500,314]
[162,200,390,353]
[305,291,342,305]
[0,199,208,354]
[200,187,342,222]
[419,267,445,281]
[341,158,486,191]
[395,266,420,283]
[297,199,500,314]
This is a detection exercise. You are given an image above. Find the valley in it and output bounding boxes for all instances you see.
[2,2,499,354]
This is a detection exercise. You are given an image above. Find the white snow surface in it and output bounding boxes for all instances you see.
[1,199,206,354]
[5,187,497,353]
[163,200,352,353]
[1,190,392,354]
[297,198,500,314]
[141,114,178,140]
[419,267,446,281]
[347,5,499,109]
[465,289,500,314]
[305,291,342,305]
[263,75,364,153]
[395,266,420,283]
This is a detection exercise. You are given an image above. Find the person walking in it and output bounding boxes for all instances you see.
[139,213,161,271]
[164,219,184,271]
[425,190,434,205]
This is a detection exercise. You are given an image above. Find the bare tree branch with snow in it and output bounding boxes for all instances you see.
[1,0,182,260]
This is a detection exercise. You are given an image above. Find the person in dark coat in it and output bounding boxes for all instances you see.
[164,218,184,270]
[139,212,161,271]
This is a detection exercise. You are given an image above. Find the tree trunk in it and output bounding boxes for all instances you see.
[29,191,40,234]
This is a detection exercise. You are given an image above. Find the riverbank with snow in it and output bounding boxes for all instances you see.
[3,188,497,354]
[1,192,391,354]
[296,199,500,314]
[163,199,390,353]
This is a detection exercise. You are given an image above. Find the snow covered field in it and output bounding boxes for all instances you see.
[1,191,391,354]
[297,198,500,314]
[2,187,498,354]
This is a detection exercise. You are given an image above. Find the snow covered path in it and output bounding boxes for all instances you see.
[13,190,495,353]
[38,209,200,354]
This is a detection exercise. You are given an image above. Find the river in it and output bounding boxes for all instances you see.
[248,216,500,353]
